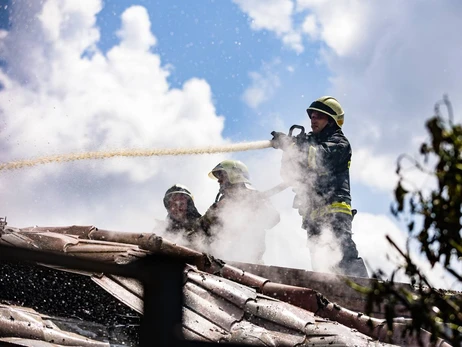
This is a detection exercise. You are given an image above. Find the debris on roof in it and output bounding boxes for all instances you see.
[0,304,109,346]
[0,224,453,346]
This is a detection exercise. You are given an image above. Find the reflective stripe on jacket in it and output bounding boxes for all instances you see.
[282,124,352,221]
[310,201,352,220]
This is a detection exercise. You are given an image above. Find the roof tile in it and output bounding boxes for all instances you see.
[245,298,315,332]
[183,307,231,342]
[187,270,257,308]
[184,288,240,332]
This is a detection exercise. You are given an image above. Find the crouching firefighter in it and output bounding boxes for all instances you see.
[162,184,210,245]
[271,96,368,278]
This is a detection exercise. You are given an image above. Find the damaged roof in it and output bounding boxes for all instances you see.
[0,224,453,347]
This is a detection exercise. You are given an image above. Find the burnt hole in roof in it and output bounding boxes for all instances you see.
[0,261,140,345]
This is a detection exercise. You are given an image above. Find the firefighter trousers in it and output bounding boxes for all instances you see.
[303,212,368,278]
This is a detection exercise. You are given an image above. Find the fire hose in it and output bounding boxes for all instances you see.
[0,140,293,197]
[0,140,272,172]
[0,124,309,173]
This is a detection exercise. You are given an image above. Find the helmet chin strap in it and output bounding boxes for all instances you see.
[218,181,232,195]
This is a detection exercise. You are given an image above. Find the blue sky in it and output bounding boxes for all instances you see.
[0,0,461,287]
[95,0,329,140]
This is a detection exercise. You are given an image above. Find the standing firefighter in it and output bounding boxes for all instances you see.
[161,184,208,244]
[271,96,368,277]
[199,160,280,264]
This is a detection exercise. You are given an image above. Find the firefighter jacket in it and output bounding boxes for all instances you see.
[198,183,280,262]
[154,205,209,244]
[165,213,200,238]
[280,124,352,221]
[200,184,280,235]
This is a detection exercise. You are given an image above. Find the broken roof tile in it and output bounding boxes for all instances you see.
[0,305,109,347]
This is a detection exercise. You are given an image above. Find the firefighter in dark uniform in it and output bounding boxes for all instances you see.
[271,96,368,277]
[162,184,207,243]
[199,160,280,263]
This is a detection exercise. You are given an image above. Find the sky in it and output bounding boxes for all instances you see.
[0,0,461,289]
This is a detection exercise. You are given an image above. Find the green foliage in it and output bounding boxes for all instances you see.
[366,96,462,346]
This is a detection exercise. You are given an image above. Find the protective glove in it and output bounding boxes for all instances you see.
[270,131,290,149]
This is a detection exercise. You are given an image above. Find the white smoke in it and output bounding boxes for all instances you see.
[206,188,280,264]
[307,225,343,273]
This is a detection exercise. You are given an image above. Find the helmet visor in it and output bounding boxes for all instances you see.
[208,169,226,180]
[307,100,337,118]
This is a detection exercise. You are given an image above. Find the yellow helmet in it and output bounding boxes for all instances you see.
[307,96,344,128]
[163,184,194,208]
[208,160,251,185]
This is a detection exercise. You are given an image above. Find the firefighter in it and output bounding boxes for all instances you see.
[271,96,368,277]
[162,184,206,244]
[199,160,280,263]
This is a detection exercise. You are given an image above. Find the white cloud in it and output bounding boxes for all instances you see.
[354,213,407,278]
[0,1,225,174]
[39,0,102,48]
[235,0,294,33]
[354,213,457,289]
[301,14,318,39]
[310,1,462,150]
[350,146,437,201]
[281,31,303,53]
[297,0,375,57]
[0,1,226,232]
[242,60,281,109]
[233,0,375,55]
[350,148,398,192]
[232,0,303,53]
[116,6,156,51]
